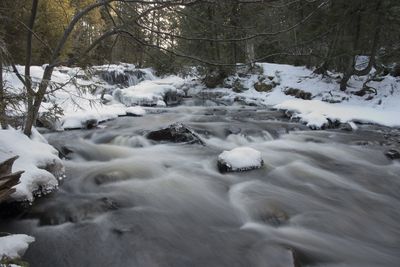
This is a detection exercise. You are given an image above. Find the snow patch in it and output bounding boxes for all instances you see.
[0,234,35,259]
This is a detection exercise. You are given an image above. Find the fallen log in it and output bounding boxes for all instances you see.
[0,156,23,203]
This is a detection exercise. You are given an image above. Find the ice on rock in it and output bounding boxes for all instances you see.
[218,147,264,173]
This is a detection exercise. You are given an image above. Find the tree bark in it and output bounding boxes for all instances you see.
[24,66,53,136]
[23,0,39,136]
[0,54,6,129]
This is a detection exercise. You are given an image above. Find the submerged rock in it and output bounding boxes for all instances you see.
[385,149,400,160]
[258,204,289,226]
[217,147,263,173]
[225,126,242,135]
[146,123,205,145]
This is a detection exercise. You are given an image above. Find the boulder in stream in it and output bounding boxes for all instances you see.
[146,123,205,145]
[385,149,400,160]
[218,147,263,173]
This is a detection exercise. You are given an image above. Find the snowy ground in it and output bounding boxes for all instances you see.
[3,64,183,130]
[189,63,400,129]
[4,62,399,130]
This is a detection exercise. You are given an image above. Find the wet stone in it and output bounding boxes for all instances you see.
[385,149,400,160]
[146,123,205,145]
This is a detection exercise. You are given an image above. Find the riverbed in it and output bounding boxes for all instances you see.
[1,103,400,267]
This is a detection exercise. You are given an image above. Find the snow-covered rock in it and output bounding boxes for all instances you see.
[113,76,185,107]
[218,147,264,173]
[0,128,64,202]
[0,234,35,260]
[60,103,127,130]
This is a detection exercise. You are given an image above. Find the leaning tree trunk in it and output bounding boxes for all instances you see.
[0,156,24,203]
[23,66,53,136]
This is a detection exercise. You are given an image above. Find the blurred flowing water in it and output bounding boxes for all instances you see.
[2,103,400,267]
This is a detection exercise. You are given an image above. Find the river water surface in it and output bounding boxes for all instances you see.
[2,102,400,267]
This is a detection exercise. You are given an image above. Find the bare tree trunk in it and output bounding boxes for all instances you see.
[23,0,39,136]
[0,55,6,129]
[23,0,114,136]
[24,66,53,136]
[245,39,255,66]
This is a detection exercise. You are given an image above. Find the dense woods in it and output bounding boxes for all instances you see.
[0,0,399,135]
[2,0,399,70]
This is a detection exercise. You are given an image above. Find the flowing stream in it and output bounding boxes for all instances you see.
[2,102,400,267]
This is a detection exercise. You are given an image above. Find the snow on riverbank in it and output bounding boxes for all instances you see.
[0,234,35,260]
[0,128,64,201]
[275,99,400,129]
[190,62,400,129]
[2,64,159,130]
[261,63,400,128]
[3,62,400,130]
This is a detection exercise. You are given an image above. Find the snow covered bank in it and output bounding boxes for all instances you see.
[189,62,400,129]
[0,128,64,202]
[2,64,157,130]
[3,62,400,130]
[0,234,35,260]
[275,99,400,129]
